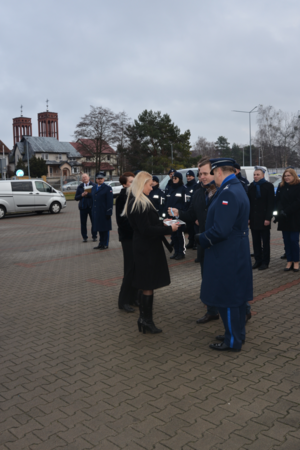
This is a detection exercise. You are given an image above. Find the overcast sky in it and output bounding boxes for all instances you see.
[1,0,300,150]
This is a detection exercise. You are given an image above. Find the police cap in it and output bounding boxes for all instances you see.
[168,168,175,175]
[173,171,183,180]
[210,158,236,175]
[152,175,159,183]
[95,172,105,179]
[186,170,195,177]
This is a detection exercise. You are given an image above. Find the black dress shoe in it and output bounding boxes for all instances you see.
[284,264,294,272]
[194,258,200,263]
[252,262,261,269]
[186,243,194,249]
[175,254,185,260]
[258,264,268,270]
[250,253,254,257]
[170,253,178,259]
[216,335,245,344]
[293,267,300,272]
[209,342,241,352]
[196,313,219,324]
[280,253,287,259]
[83,239,88,243]
[92,238,97,242]
[93,244,103,249]
[121,304,135,313]
[100,246,108,250]
[245,312,251,324]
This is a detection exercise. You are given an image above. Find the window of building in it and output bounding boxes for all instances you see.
[107,155,110,161]
[72,167,78,174]
[50,167,53,175]
[11,181,33,192]
[42,154,49,160]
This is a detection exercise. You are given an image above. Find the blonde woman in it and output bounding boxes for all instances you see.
[123,171,179,333]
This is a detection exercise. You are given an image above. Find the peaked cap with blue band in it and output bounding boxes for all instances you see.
[209,158,236,175]
[96,172,105,179]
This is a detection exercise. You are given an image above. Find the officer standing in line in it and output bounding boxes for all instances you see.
[92,173,114,250]
[164,169,176,194]
[164,171,189,260]
[234,163,250,193]
[196,158,253,352]
[149,176,165,219]
[75,173,96,243]
[185,170,198,249]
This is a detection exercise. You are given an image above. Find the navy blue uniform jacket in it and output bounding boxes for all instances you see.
[91,183,113,232]
[149,185,165,217]
[75,182,95,209]
[199,175,253,308]
[185,178,197,197]
[164,183,190,217]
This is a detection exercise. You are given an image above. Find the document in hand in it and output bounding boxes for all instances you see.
[84,186,93,193]
[167,219,186,226]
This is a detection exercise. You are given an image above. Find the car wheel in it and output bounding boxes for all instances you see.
[0,206,6,219]
[50,202,61,214]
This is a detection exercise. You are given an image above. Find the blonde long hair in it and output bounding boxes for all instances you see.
[122,171,156,216]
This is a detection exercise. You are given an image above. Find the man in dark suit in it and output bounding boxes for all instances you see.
[248,166,274,270]
[75,173,96,243]
[91,173,114,250]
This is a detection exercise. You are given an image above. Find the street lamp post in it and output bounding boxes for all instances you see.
[232,105,259,166]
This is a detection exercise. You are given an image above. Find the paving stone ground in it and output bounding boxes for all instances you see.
[1,201,300,450]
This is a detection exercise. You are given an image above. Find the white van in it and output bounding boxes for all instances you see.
[241,166,269,183]
[0,179,67,219]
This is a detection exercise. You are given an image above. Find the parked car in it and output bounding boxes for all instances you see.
[105,180,122,197]
[62,181,81,191]
[0,179,67,219]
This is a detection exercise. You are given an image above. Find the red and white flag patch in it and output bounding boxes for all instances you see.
[222,201,228,205]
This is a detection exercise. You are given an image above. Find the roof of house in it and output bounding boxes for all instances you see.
[14,136,81,161]
[0,140,11,154]
[81,161,115,171]
[70,139,116,157]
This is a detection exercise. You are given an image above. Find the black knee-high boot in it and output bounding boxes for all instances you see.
[138,294,162,334]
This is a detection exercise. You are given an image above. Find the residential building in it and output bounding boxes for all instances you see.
[70,139,117,178]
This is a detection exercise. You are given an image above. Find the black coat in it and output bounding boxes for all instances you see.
[91,183,113,232]
[185,178,198,197]
[276,182,300,232]
[164,182,190,217]
[178,184,213,232]
[75,182,95,209]
[127,196,172,290]
[116,188,133,241]
[248,181,274,230]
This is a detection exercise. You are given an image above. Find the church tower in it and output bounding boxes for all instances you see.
[38,100,59,140]
[12,106,32,145]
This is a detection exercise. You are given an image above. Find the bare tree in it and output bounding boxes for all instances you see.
[191,136,217,158]
[74,106,119,174]
[114,111,131,174]
[255,105,300,168]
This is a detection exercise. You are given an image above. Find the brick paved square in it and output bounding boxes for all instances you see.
[1,202,300,449]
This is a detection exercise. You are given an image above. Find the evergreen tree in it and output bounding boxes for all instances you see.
[215,136,231,158]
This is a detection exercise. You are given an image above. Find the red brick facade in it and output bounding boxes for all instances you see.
[38,111,59,140]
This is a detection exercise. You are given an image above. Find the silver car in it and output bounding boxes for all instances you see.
[0,179,67,219]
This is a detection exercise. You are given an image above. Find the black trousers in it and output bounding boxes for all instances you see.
[80,208,96,240]
[251,229,270,266]
[187,222,195,245]
[118,239,138,308]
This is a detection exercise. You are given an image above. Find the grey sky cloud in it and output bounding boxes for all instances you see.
[1,0,300,152]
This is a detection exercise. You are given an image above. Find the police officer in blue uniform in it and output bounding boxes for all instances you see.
[185,170,198,249]
[75,173,96,242]
[91,173,114,250]
[165,171,190,260]
[149,176,165,219]
[234,163,250,193]
[164,169,175,195]
[196,158,253,351]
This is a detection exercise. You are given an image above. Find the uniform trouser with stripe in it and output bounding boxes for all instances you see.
[171,226,186,255]
[218,303,246,350]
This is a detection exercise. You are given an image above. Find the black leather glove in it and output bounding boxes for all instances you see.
[106,215,111,220]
